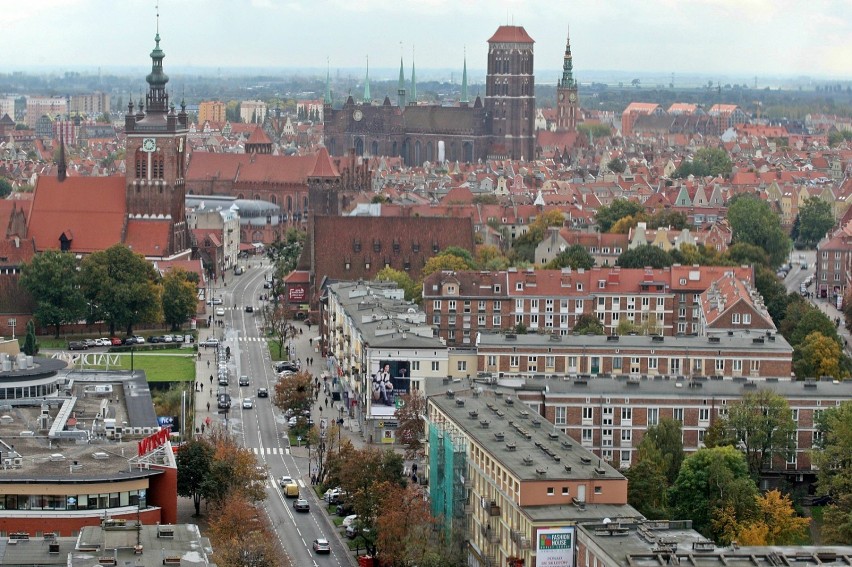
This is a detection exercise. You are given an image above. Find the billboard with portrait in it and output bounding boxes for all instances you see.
[369,360,411,416]
[535,526,575,567]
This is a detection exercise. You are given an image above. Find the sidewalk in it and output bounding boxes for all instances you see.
[810,296,851,355]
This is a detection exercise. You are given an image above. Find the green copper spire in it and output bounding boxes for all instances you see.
[559,29,575,89]
[363,56,371,103]
[461,50,469,104]
[324,60,332,105]
[410,48,416,104]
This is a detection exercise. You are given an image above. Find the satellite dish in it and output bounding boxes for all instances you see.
[602,518,612,524]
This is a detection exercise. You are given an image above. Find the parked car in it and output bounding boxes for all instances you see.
[215,308,225,316]
[162,335,174,343]
[122,337,137,345]
[263,282,272,289]
[257,387,269,398]
[68,341,87,351]
[312,539,330,554]
[341,514,358,528]
[110,337,123,346]
[207,297,223,305]
[345,525,369,539]
[244,305,254,313]
[83,339,96,348]
[201,338,220,348]
[275,361,299,372]
[95,338,110,346]
[242,398,253,409]
[336,502,354,516]
[293,498,310,512]
[148,336,162,343]
[134,336,146,344]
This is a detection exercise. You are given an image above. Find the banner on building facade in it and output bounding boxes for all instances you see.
[535,526,575,567]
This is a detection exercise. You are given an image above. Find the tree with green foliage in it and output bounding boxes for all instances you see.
[545,244,595,270]
[797,198,835,248]
[22,320,38,356]
[78,245,161,336]
[607,158,626,174]
[627,419,684,519]
[670,445,758,541]
[20,250,86,338]
[574,314,604,335]
[814,402,852,544]
[789,308,839,347]
[0,178,12,198]
[594,199,645,233]
[422,253,474,277]
[753,265,791,325]
[648,209,689,230]
[716,390,797,478]
[577,123,612,140]
[724,242,770,267]
[673,147,733,179]
[511,210,566,263]
[161,268,198,331]
[375,266,420,302]
[266,227,305,278]
[475,245,510,271]
[727,194,791,267]
[616,244,674,269]
[176,438,215,516]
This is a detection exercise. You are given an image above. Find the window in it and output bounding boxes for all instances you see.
[743,313,751,324]
[530,299,539,311]
[621,450,631,464]
[492,315,501,326]
[510,355,519,368]
[699,408,710,422]
[647,408,659,426]
[575,299,584,312]
[733,359,742,372]
[515,299,524,312]
[621,429,632,443]
[581,429,593,444]
[594,486,602,494]
[463,300,471,313]
[603,407,613,426]
[657,297,665,309]
[597,296,606,308]
[479,301,486,311]
[673,408,684,422]
[621,407,632,422]
[698,430,706,444]
[648,357,658,370]
[545,356,555,369]
[516,282,523,291]
[431,361,440,372]
[547,487,554,496]
[555,406,567,425]
[716,359,724,371]
[562,486,570,496]
[751,360,760,372]
[487,355,496,366]
[478,315,486,326]
[433,300,442,310]
[448,300,456,312]
[412,361,420,371]
[791,409,799,422]
[582,407,593,421]
[493,300,501,311]
[576,283,583,291]
[457,361,467,371]
[613,357,622,370]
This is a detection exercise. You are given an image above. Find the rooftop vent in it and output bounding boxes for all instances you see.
[531,418,542,428]
[564,464,572,473]
[494,432,505,441]
[496,410,505,418]
[561,440,573,450]
[548,432,559,440]
[506,442,517,451]
[446,390,455,399]
[594,467,607,475]
[522,456,534,466]
[580,456,592,465]
[535,468,547,476]
[92,452,109,460]
[505,397,514,406]
[468,410,479,419]
[506,334,517,340]
[549,333,561,342]
[480,420,490,428]
[519,411,529,419]
[49,453,65,462]
[708,336,721,343]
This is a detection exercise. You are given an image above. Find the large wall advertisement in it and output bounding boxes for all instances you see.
[369,360,411,416]
[535,526,575,567]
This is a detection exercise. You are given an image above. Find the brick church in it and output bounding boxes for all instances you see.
[26,31,191,258]
[323,26,580,165]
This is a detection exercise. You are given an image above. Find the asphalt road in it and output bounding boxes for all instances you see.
[214,263,355,567]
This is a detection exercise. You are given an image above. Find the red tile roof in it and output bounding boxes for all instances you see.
[488,25,534,44]
[309,146,339,178]
[186,152,321,185]
[124,219,172,257]
[246,124,272,145]
[27,175,126,253]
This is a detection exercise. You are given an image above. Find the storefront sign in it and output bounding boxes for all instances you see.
[137,427,170,456]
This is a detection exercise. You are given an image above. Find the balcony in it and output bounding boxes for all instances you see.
[488,502,501,517]
[480,524,500,544]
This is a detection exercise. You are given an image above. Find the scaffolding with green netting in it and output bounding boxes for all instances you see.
[428,421,468,542]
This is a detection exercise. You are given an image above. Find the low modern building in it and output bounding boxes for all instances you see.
[324,280,448,444]
[0,521,214,567]
[427,388,639,567]
[0,369,177,536]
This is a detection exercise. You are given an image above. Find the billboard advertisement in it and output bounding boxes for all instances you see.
[536,526,575,567]
[157,416,177,432]
[369,360,411,416]
[288,285,307,302]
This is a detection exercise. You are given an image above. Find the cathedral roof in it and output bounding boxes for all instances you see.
[488,26,534,44]
[402,105,483,135]
[246,124,272,145]
[125,218,173,257]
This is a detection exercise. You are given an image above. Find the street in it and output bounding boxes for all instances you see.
[194,261,357,567]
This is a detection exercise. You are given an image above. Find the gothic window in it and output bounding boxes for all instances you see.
[371,141,379,156]
[135,150,147,179]
[426,142,433,162]
[253,194,261,200]
[270,195,277,205]
[303,196,308,209]
[287,196,292,211]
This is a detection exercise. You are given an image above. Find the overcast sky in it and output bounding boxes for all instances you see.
[5,0,851,80]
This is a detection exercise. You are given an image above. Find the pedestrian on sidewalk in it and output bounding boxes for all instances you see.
[325,397,328,408]
[209,375,213,384]
[207,402,210,412]
[207,360,210,368]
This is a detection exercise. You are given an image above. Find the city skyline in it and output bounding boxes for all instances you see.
[5,0,851,81]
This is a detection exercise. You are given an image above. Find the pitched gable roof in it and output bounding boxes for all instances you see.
[28,175,126,253]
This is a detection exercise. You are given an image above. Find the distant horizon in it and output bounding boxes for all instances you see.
[4,1,850,82]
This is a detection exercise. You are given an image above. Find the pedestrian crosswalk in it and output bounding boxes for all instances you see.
[235,337,267,343]
[251,447,291,455]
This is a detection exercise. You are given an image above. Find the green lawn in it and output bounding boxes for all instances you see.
[70,352,195,382]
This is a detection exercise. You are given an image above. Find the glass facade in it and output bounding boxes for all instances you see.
[0,489,146,511]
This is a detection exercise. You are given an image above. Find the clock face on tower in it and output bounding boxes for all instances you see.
[142,137,156,152]
[353,109,364,122]
[569,92,577,103]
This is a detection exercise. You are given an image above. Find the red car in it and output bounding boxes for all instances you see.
[110,337,123,346]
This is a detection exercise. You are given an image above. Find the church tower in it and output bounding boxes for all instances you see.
[124,27,190,255]
[556,30,579,132]
[485,25,535,161]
